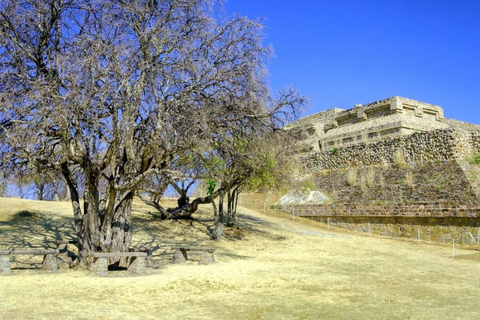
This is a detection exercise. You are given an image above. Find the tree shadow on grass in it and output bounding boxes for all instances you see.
[235,212,288,242]
[0,203,276,268]
[131,206,265,264]
[1,210,76,249]
[0,210,77,269]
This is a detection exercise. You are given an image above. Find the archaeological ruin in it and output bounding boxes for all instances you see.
[280,96,480,244]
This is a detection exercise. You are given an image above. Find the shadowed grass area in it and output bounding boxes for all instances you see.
[0,196,480,319]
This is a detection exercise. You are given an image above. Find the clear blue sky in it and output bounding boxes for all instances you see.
[225,0,480,124]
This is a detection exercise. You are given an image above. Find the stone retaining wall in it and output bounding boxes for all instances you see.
[300,128,476,173]
[312,162,478,205]
[281,203,480,218]
[305,216,480,245]
[288,99,480,245]
[276,205,480,244]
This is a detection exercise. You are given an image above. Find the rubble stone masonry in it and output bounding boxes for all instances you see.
[286,97,480,244]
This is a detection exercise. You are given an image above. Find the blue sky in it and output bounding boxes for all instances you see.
[225,0,480,124]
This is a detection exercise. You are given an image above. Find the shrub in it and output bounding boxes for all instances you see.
[346,169,357,186]
[359,174,367,191]
[378,175,385,187]
[205,179,217,196]
[405,171,413,188]
[393,151,406,168]
[365,167,375,188]
[302,178,315,191]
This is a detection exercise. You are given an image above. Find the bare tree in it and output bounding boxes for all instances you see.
[0,0,305,266]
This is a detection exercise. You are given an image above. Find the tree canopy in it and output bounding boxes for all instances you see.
[0,0,306,266]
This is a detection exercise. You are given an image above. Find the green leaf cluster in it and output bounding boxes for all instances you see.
[205,179,217,196]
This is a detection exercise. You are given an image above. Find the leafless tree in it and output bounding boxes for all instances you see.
[0,0,306,266]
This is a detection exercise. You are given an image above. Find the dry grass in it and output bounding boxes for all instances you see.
[1,196,480,319]
[405,171,414,188]
[393,150,407,168]
[346,169,357,187]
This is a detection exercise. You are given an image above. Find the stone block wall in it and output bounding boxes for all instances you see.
[312,162,478,205]
[276,204,480,244]
[471,131,480,156]
[289,108,344,128]
[300,128,480,174]
[290,96,453,154]
[288,127,480,244]
[306,215,480,245]
[286,97,480,244]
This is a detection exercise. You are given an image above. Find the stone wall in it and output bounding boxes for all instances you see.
[471,131,480,156]
[444,118,480,133]
[288,128,480,244]
[282,203,480,218]
[300,128,478,173]
[290,96,451,153]
[288,97,480,245]
[276,204,480,244]
[306,216,480,245]
[290,108,345,128]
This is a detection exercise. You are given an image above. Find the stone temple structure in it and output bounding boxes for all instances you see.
[279,96,480,244]
[289,96,476,154]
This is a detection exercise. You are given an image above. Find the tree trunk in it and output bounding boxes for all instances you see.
[225,187,240,226]
[161,195,215,219]
[61,163,134,268]
[232,189,240,223]
[210,199,223,240]
[37,183,44,201]
[218,191,224,223]
[177,191,189,207]
[138,193,167,218]
[101,193,133,267]
[61,163,87,265]
[211,198,218,222]
[225,190,233,226]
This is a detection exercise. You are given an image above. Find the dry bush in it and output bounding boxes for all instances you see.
[378,174,385,187]
[394,151,407,168]
[347,169,357,186]
[359,174,367,191]
[417,154,425,167]
[229,226,248,240]
[380,157,390,169]
[326,190,338,203]
[365,167,375,188]
[405,171,414,188]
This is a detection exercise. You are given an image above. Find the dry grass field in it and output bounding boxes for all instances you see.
[1,195,480,319]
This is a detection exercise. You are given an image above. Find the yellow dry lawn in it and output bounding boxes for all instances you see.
[0,195,480,320]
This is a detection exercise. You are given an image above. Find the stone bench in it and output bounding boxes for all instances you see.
[91,251,148,276]
[0,249,59,275]
[171,247,215,265]
[56,240,78,262]
[129,246,154,267]
[56,241,154,265]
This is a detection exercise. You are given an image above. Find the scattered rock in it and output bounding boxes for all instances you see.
[276,190,329,205]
